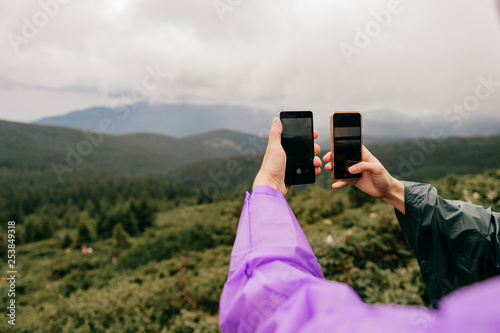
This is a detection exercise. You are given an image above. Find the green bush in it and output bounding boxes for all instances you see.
[290,185,347,224]
[348,185,376,208]
[61,231,73,248]
[118,223,218,270]
[112,223,131,249]
[76,217,94,245]
[130,196,156,232]
[313,202,424,305]
[24,214,54,242]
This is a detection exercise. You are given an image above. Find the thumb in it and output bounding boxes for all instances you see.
[268,117,282,148]
[349,161,382,175]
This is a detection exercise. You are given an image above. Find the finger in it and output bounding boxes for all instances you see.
[322,152,332,162]
[325,162,332,171]
[362,145,379,163]
[314,130,319,140]
[314,143,321,155]
[315,166,321,176]
[313,156,322,167]
[332,181,352,189]
[348,161,382,175]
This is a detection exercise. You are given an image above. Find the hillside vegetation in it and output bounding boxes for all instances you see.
[163,135,500,200]
[0,119,499,332]
[0,166,499,331]
[0,120,265,176]
[369,135,500,181]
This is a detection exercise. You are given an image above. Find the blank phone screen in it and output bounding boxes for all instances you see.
[333,112,362,180]
[280,112,315,185]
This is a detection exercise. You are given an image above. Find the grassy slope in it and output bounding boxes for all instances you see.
[0,121,499,331]
[2,169,498,332]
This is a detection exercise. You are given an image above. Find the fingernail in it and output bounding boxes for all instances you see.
[273,117,278,124]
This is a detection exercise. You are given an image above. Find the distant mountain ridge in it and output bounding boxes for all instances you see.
[33,103,275,138]
[33,103,500,142]
[0,120,267,180]
[2,118,500,190]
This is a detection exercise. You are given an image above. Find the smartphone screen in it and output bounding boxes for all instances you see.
[331,112,362,181]
[280,111,315,186]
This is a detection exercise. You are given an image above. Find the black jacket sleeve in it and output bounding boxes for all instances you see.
[395,181,500,307]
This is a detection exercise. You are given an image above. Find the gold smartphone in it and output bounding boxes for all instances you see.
[330,112,363,181]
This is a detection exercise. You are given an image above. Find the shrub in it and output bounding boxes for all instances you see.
[348,185,375,208]
[130,196,156,232]
[112,223,131,249]
[76,218,94,245]
[118,223,217,270]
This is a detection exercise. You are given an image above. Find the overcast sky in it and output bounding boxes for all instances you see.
[1,0,499,124]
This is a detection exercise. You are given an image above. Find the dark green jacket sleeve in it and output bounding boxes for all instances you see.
[395,181,500,307]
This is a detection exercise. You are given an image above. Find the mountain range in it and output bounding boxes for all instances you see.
[2,117,499,188]
[0,120,267,180]
[33,103,274,138]
[33,103,500,144]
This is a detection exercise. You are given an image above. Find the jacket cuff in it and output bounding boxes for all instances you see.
[395,181,434,253]
[395,181,431,223]
[251,185,285,198]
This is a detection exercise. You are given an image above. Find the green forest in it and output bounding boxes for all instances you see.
[0,120,499,332]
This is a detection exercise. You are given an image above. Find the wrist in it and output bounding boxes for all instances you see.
[382,177,405,214]
[253,172,281,192]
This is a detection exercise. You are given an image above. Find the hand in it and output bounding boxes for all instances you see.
[323,145,405,214]
[253,117,322,196]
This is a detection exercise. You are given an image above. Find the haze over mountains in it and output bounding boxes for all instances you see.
[34,104,274,138]
[33,103,500,143]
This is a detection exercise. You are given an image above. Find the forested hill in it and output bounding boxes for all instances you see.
[369,135,500,182]
[0,120,266,177]
[2,118,499,181]
[0,118,499,331]
[163,135,500,198]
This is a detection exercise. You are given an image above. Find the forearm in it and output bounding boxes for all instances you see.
[220,185,432,332]
[395,181,500,305]
[219,185,323,331]
[382,177,406,215]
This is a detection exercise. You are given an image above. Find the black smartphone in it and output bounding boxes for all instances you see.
[330,112,363,181]
[280,111,315,186]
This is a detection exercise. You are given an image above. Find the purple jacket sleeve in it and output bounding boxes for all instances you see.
[219,185,500,333]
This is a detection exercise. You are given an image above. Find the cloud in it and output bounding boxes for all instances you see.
[1,0,499,124]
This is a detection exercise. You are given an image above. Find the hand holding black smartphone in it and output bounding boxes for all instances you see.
[330,112,363,181]
[280,111,316,186]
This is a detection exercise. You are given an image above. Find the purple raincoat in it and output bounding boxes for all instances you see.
[219,186,500,332]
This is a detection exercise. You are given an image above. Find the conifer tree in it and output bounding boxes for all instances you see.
[77,218,94,245]
[113,223,131,249]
